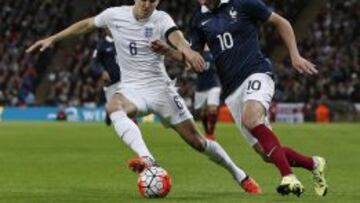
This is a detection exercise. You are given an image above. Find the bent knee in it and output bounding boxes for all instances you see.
[242,101,265,130]
[242,116,261,130]
[207,106,218,115]
[106,99,123,114]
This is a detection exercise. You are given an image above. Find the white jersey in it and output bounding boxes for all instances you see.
[94,6,177,88]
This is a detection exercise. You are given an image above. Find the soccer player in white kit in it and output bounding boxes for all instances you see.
[26,0,261,193]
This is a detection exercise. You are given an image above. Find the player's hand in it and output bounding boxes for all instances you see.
[182,48,205,72]
[150,40,171,55]
[291,56,318,75]
[26,37,55,53]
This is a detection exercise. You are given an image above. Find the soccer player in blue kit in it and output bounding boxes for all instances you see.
[91,32,121,126]
[194,45,221,141]
[151,0,328,197]
[27,0,263,195]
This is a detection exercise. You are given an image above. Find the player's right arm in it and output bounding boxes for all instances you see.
[26,17,96,53]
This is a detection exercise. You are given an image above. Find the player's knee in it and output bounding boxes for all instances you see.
[242,114,261,130]
[106,99,123,114]
[242,102,265,130]
[207,106,218,115]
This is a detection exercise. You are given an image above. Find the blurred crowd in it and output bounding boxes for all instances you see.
[261,0,310,54]
[0,0,72,106]
[0,0,359,108]
[273,0,359,103]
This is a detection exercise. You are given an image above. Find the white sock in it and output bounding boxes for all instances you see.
[110,111,154,159]
[203,139,247,183]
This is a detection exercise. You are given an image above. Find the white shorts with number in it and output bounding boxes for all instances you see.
[194,86,221,110]
[115,84,193,127]
[225,73,275,146]
[104,82,121,102]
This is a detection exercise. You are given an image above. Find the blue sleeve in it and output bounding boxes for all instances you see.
[90,43,105,79]
[189,12,206,52]
[241,0,272,22]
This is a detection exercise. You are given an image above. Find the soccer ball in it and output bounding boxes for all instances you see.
[137,166,172,198]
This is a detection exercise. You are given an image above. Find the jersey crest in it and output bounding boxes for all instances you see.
[144,27,154,38]
[229,7,238,23]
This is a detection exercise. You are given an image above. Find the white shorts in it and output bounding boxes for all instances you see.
[103,82,121,102]
[225,73,275,146]
[194,86,221,110]
[115,84,193,127]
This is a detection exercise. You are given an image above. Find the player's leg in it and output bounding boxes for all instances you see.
[105,113,112,126]
[106,91,155,172]
[172,119,261,194]
[255,143,327,196]
[194,88,220,140]
[205,105,218,140]
[252,133,327,196]
[104,83,117,126]
[241,73,304,196]
[194,91,211,138]
[156,87,261,193]
[243,100,304,196]
[226,73,303,196]
[254,143,314,169]
[254,115,316,171]
[242,101,292,176]
[199,108,209,134]
[197,107,217,140]
[205,87,220,140]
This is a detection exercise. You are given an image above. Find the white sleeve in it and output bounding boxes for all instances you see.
[94,8,113,28]
[159,12,178,39]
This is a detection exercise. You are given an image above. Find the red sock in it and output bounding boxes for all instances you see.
[251,124,292,177]
[201,114,209,134]
[283,147,314,170]
[207,114,218,135]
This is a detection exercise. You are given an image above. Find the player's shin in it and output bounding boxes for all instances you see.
[203,139,247,183]
[206,113,218,137]
[250,124,292,177]
[200,113,209,134]
[110,111,154,159]
[283,147,314,170]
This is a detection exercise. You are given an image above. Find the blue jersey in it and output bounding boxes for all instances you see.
[91,36,120,85]
[196,51,220,91]
[190,0,273,99]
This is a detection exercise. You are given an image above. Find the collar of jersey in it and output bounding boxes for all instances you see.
[105,36,114,42]
[201,0,230,13]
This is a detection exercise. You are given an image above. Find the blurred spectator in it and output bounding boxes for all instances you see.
[315,103,330,123]
[274,0,359,103]
[2,0,358,109]
[0,0,72,106]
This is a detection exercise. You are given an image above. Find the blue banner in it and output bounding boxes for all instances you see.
[1,107,106,122]
[0,107,160,123]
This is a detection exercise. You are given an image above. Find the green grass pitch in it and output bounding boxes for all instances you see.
[0,122,359,203]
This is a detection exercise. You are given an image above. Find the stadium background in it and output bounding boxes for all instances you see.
[0,0,359,122]
[0,1,360,202]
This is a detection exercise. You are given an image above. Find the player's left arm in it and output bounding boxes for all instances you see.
[267,13,318,75]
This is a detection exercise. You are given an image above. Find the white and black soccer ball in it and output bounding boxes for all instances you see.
[137,166,172,198]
